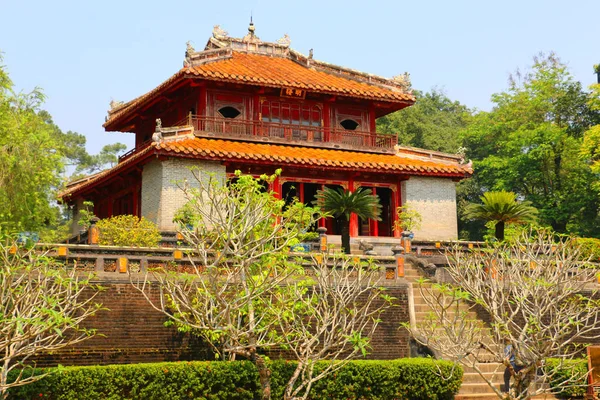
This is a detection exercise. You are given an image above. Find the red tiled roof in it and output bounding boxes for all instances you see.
[104,52,414,130]
[155,137,472,175]
[185,52,413,102]
[61,137,471,199]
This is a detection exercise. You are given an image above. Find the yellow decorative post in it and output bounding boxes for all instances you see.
[118,257,128,273]
[88,217,100,245]
[317,227,328,252]
[391,245,405,279]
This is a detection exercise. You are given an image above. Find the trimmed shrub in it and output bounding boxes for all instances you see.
[545,358,588,399]
[8,359,462,400]
[96,215,161,247]
[270,359,462,400]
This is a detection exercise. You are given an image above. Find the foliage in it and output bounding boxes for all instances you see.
[74,143,127,175]
[0,55,125,236]
[545,358,588,399]
[315,187,381,254]
[377,88,472,153]
[77,201,96,230]
[464,191,538,241]
[7,359,462,400]
[571,237,600,263]
[0,238,102,398]
[409,230,600,400]
[0,59,64,233]
[96,215,161,247]
[134,171,390,400]
[460,53,600,238]
[394,204,423,233]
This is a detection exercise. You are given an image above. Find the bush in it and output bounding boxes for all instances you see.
[573,237,600,263]
[8,359,462,400]
[96,215,161,247]
[545,358,588,399]
[271,359,462,400]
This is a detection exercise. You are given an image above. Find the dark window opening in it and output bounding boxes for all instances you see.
[218,106,241,119]
[340,119,359,130]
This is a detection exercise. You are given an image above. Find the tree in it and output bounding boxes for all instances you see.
[464,191,538,241]
[0,239,102,398]
[315,187,382,254]
[133,171,390,400]
[0,60,64,233]
[74,143,127,175]
[409,230,600,400]
[275,254,392,400]
[0,54,125,238]
[460,53,600,237]
[377,88,472,153]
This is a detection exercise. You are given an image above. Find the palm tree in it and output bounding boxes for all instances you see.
[315,187,382,254]
[464,191,538,241]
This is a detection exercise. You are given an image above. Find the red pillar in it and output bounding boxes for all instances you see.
[369,104,377,147]
[132,186,139,217]
[298,182,305,203]
[198,86,207,131]
[323,102,331,142]
[371,187,379,237]
[319,184,326,229]
[272,176,282,199]
[393,181,403,238]
[348,177,359,238]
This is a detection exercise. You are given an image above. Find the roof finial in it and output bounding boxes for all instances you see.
[248,14,255,34]
[242,14,260,43]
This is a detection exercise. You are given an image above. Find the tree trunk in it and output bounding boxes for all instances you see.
[495,221,505,241]
[340,217,351,254]
[252,352,272,400]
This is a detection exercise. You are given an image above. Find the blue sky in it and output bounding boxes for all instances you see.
[1,0,598,154]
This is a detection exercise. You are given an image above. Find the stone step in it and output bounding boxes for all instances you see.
[458,382,498,395]
[462,372,503,384]
[413,303,473,312]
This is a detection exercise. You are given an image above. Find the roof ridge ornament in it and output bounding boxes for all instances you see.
[276,34,291,47]
[392,72,412,92]
[212,25,228,39]
[184,41,195,67]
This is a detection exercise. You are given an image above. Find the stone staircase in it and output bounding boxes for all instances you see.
[404,261,557,399]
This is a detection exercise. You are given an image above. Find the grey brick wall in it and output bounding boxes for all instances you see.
[402,177,458,241]
[141,158,226,230]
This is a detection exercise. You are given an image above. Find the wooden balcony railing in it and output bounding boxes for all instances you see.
[187,115,397,151]
[118,115,398,164]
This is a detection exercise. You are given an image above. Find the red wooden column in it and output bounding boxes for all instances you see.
[198,86,207,130]
[371,187,379,237]
[132,186,140,217]
[369,104,377,147]
[298,182,305,203]
[319,184,326,229]
[348,177,359,238]
[393,181,403,238]
[323,100,331,142]
[272,176,282,199]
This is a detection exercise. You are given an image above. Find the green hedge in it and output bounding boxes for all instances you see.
[8,359,462,400]
[546,358,588,399]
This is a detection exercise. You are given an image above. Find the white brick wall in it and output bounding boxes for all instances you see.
[141,158,226,230]
[402,177,458,241]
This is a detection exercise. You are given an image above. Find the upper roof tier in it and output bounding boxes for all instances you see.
[104,22,415,132]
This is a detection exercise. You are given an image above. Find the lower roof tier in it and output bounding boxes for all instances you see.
[61,136,473,200]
